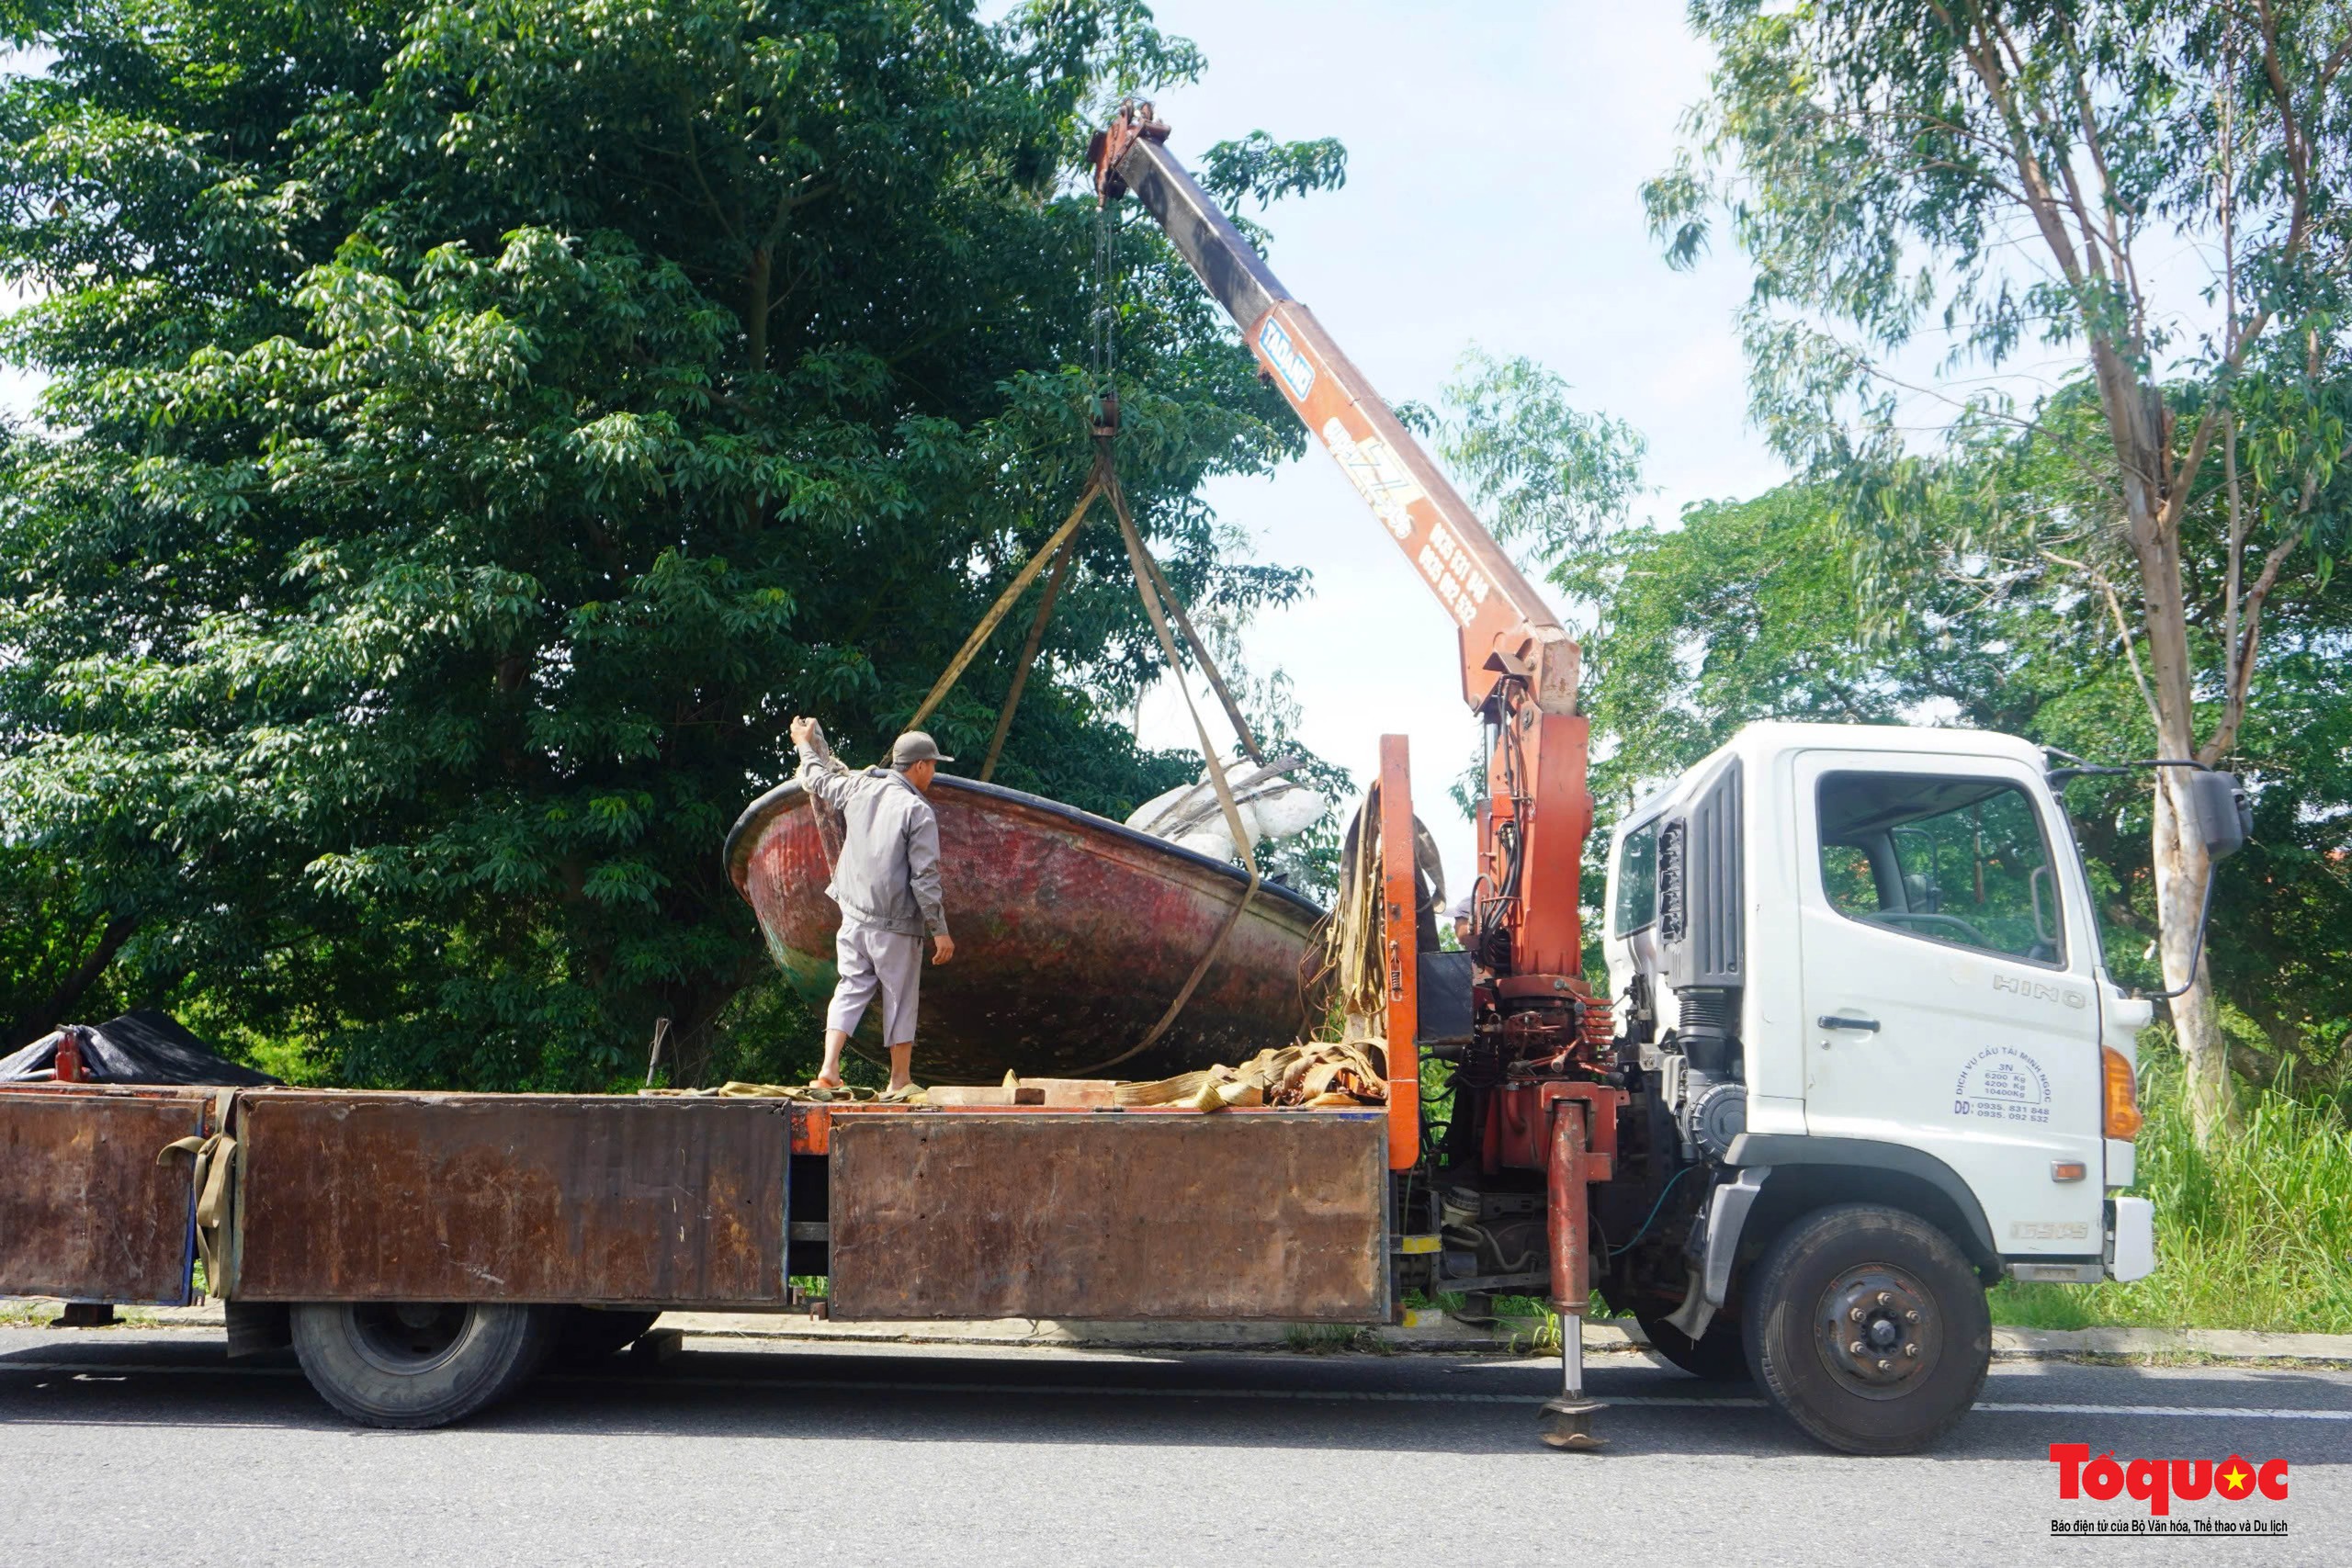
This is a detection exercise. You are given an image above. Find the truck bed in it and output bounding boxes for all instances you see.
[0,1084,1390,1325]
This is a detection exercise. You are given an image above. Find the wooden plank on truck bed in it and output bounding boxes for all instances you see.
[233,1092,789,1305]
[0,1087,210,1304]
[829,1110,1387,1322]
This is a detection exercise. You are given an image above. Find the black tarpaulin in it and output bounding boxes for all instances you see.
[0,1009,280,1086]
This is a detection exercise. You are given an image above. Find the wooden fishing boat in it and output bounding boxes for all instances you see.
[724,774,1326,1084]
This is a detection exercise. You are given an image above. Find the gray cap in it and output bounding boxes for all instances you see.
[1447,893,1476,922]
[891,730,954,768]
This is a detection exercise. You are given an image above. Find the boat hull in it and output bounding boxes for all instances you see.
[725,774,1323,1084]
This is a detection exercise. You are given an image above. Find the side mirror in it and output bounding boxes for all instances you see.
[2189,770,2251,862]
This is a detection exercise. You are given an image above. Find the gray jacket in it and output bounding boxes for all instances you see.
[796,740,948,938]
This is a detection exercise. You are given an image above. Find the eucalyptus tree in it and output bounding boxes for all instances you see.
[1647,0,2352,1139]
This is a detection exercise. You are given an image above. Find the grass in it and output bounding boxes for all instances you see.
[1990,1054,2352,1335]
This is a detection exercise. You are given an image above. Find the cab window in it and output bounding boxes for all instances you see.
[1611,818,1659,937]
[1815,773,2064,966]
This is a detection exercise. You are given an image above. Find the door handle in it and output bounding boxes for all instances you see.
[1817,1015,1881,1032]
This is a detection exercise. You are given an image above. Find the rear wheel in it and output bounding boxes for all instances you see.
[1743,1204,1989,1455]
[1635,1312,1749,1382]
[291,1302,556,1429]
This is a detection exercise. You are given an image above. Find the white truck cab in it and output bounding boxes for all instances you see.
[1597,724,2160,1449]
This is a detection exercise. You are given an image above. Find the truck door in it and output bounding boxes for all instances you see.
[1792,750,2104,1259]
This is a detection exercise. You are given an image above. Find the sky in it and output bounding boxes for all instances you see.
[1123,1,1783,897]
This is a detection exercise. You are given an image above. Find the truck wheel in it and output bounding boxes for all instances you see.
[1635,1313,1749,1382]
[291,1302,555,1429]
[1742,1204,1989,1455]
[553,1306,662,1364]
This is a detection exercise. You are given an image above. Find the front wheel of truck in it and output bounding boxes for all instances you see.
[1743,1204,1990,1455]
[291,1302,556,1428]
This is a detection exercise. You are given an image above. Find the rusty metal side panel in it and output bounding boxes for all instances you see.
[234,1093,787,1305]
[830,1111,1386,1322]
[0,1088,208,1304]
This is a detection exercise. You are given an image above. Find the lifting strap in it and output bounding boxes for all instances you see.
[903,478,1105,739]
[893,433,1269,1073]
[979,528,1079,782]
[901,452,1264,774]
[1069,441,1261,1077]
[156,1087,238,1299]
[1131,542,1263,765]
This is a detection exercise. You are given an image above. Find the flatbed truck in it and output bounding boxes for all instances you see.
[1,107,2245,1453]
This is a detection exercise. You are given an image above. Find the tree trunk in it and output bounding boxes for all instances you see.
[656,976,748,1090]
[6,914,137,1051]
[744,245,771,373]
[2152,768,2233,1144]
[2100,373,2235,1147]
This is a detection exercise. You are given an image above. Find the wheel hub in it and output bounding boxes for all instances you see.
[349,1303,471,1375]
[1815,1267,1938,1399]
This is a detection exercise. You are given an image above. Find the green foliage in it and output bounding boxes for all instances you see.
[1995,1047,2352,1333]
[1434,349,1646,567]
[0,842,135,1044]
[1555,485,1888,807]
[0,0,1343,1086]
[1646,1,2352,466]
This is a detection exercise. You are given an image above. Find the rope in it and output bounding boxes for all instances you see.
[1070,443,1263,1077]
[902,479,1105,738]
[156,1087,238,1298]
[1133,544,1264,765]
[888,426,1265,1075]
[978,528,1080,783]
[1326,793,1388,1025]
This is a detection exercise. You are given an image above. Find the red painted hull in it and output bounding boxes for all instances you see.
[725,775,1325,1084]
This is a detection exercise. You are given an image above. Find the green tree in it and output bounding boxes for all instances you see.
[0,0,1341,1084]
[1647,0,2352,1140]
[1434,348,1648,566]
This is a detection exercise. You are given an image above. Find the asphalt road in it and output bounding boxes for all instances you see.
[3,1326,2345,1566]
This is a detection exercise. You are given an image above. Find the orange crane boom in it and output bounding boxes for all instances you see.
[1091,103,1594,984]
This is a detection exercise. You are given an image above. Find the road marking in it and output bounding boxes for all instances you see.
[1,1360,303,1378]
[1977,1402,2352,1422]
[4,1359,2349,1420]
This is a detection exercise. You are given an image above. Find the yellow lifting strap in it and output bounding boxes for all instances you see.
[902,476,1104,742]
[897,432,1270,1074]
[900,446,1264,776]
[1069,442,1262,1077]
[156,1087,238,1299]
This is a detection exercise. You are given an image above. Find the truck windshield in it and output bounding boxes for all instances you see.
[1816,772,2064,967]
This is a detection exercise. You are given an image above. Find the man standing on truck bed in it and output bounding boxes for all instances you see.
[789,716,955,1097]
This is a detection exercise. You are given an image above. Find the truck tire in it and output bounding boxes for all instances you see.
[291,1302,556,1429]
[1635,1313,1749,1382]
[1742,1204,1989,1455]
[553,1306,662,1364]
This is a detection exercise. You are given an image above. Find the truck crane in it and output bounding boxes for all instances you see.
[1091,101,2236,1452]
[0,105,2249,1457]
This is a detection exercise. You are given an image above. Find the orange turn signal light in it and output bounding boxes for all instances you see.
[2101,1045,2143,1140]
